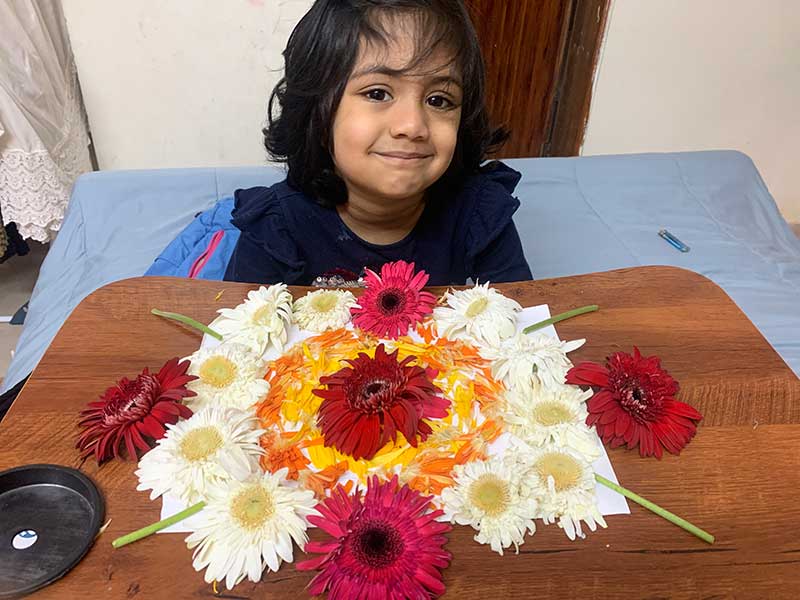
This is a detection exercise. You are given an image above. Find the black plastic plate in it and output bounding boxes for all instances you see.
[0,464,104,598]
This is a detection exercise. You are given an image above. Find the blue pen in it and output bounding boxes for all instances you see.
[658,229,690,252]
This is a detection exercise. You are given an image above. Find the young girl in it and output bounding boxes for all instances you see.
[224,0,532,287]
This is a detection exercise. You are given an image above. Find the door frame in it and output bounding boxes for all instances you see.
[544,0,612,156]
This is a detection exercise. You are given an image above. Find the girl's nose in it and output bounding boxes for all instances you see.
[388,99,430,141]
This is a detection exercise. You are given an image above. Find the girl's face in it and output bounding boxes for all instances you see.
[331,31,463,206]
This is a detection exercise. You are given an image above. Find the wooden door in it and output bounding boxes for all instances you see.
[465,0,610,158]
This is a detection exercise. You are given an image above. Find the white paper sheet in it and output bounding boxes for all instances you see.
[158,304,628,533]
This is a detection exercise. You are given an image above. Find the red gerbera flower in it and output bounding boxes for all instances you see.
[565,347,702,459]
[351,260,437,339]
[312,344,449,460]
[76,357,196,464]
[297,475,452,600]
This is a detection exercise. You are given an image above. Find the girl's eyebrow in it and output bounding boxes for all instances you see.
[351,65,463,89]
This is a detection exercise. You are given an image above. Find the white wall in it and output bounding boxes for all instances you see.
[583,0,800,222]
[62,0,314,170]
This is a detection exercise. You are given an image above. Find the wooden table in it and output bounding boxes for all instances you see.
[1,267,798,599]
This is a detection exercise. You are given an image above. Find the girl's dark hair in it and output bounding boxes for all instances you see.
[264,0,508,207]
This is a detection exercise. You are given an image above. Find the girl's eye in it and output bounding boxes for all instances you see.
[364,89,391,102]
[426,95,456,110]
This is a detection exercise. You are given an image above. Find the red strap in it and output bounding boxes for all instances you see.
[188,229,225,279]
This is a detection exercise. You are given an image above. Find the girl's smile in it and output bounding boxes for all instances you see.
[371,150,434,165]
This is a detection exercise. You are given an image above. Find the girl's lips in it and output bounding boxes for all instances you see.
[373,151,433,163]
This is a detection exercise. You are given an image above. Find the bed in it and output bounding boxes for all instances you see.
[3,150,799,395]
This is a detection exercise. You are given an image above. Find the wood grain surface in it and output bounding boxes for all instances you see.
[466,0,571,158]
[1,267,798,599]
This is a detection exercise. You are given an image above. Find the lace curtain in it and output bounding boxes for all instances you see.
[0,0,92,243]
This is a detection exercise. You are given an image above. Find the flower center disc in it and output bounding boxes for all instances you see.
[102,375,160,425]
[179,426,224,462]
[468,474,511,516]
[465,297,489,318]
[199,356,237,388]
[231,485,275,530]
[310,292,339,313]
[348,375,394,414]
[533,401,574,426]
[377,289,405,315]
[535,452,582,492]
[620,384,654,420]
[252,305,275,326]
[351,520,405,568]
[363,379,389,399]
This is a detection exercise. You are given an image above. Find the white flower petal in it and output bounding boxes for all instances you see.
[292,289,357,333]
[441,456,538,555]
[183,470,318,591]
[209,284,293,355]
[184,342,270,411]
[502,383,600,460]
[482,331,583,391]
[135,407,264,504]
[520,444,607,541]
[433,283,521,347]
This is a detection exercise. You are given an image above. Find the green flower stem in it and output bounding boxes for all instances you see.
[151,308,223,341]
[112,501,206,549]
[523,304,599,334]
[595,474,714,544]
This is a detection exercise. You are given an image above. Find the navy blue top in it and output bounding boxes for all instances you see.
[223,161,532,286]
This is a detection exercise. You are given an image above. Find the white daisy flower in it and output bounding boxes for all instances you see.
[481,331,585,391]
[524,444,607,541]
[185,342,270,411]
[441,457,538,555]
[185,468,318,590]
[292,289,357,332]
[210,284,293,355]
[503,383,600,459]
[135,407,264,505]
[432,283,521,346]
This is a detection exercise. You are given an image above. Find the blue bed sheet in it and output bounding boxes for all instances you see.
[3,150,798,393]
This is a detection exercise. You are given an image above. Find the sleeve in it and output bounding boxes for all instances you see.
[146,198,231,277]
[464,165,533,283]
[145,218,202,275]
[223,187,306,284]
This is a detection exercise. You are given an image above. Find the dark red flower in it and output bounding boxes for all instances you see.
[351,260,437,339]
[312,344,449,460]
[297,475,452,599]
[566,347,702,459]
[76,357,196,463]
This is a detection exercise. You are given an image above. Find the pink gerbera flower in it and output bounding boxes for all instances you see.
[297,475,452,599]
[351,260,437,339]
